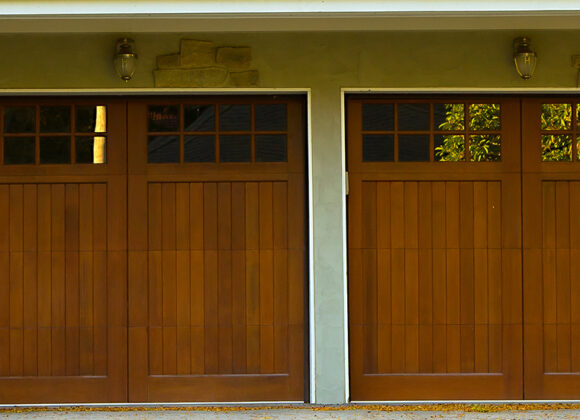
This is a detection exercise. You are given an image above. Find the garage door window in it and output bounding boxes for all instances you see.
[540,103,580,161]
[1,104,107,165]
[361,101,501,163]
[147,103,287,164]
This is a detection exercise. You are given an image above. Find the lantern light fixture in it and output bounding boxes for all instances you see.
[113,38,138,82]
[513,36,537,80]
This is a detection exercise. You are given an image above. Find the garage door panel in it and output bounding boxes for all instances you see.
[348,97,523,400]
[128,96,306,402]
[522,98,580,398]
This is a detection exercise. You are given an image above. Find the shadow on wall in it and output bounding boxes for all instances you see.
[154,39,259,88]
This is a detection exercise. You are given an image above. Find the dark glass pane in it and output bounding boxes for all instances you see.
[219,105,251,131]
[40,106,70,133]
[362,103,393,131]
[541,103,571,130]
[256,135,287,162]
[148,135,179,163]
[76,105,107,133]
[434,135,465,161]
[362,134,394,162]
[184,135,215,162]
[398,104,429,131]
[4,107,35,133]
[184,105,215,132]
[398,135,430,162]
[469,104,501,131]
[220,135,251,162]
[4,137,35,164]
[542,135,571,162]
[255,104,287,131]
[76,136,106,164]
[40,136,71,164]
[148,105,180,132]
[433,104,465,130]
[469,135,501,162]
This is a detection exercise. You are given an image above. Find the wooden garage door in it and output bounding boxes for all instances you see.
[347,97,523,400]
[522,98,580,399]
[0,99,128,403]
[127,97,306,402]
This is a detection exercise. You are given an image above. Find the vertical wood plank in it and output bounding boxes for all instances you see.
[78,184,94,376]
[65,184,80,376]
[377,248,391,374]
[36,185,52,376]
[190,249,205,374]
[22,185,37,376]
[176,250,191,375]
[363,248,377,374]
[376,182,391,250]
[203,183,219,374]
[245,183,260,374]
[51,184,66,376]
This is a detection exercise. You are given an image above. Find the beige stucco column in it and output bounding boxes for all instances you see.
[310,84,348,403]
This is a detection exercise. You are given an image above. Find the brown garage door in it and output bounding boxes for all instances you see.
[0,99,128,402]
[347,95,580,400]
[0,95,307,403]
[126,97,306,402]
[522,98,580,399]
[347,97,524,400]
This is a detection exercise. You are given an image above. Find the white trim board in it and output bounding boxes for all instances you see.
[3,12,580,32]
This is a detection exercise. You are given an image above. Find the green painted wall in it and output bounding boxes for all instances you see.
[0,31,578,88]
[2,30,579,404]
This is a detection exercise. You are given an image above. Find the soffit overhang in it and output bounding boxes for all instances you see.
[2,1,580,32]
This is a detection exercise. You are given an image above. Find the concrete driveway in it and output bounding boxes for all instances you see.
[1,404,580,419]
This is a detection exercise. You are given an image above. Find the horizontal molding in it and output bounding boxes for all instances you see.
[2,11,580,32]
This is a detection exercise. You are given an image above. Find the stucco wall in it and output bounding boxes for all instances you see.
[1,30,579,404]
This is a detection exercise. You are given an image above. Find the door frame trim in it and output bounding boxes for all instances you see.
[0,88,314,404]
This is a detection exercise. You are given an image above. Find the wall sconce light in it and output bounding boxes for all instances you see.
[113,38,138,82]
[513,37,537,80]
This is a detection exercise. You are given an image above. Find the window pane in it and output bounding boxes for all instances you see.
[4,137,35,164]
[219,105,251,131]
[256,135,286,162]
[148,105,180,132]
[184,105,215,132]
[4,106,35,133]
[220,135,251,162]
[362,134,394,162]
[76,106,107,133]
[148,135,179,163]
[469,104,500,131]
[362,103,393,131]
[398,104,429,131]
[255,104,287,131]
[434,104,465,130]
[40,106,70,133]
[398,135,430,162]
[39,136,71,164]
[542,134,571,161]
[76,136,106,164]
[434,135,465,161]
[184,135,215,162]
[469,135,501,161]
[541,103,571,130]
